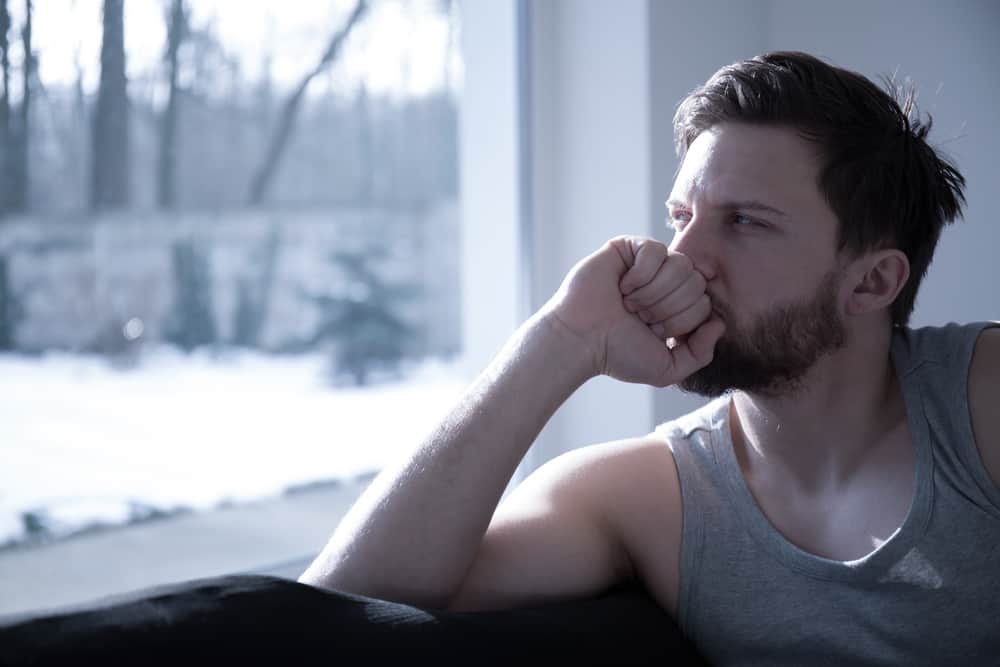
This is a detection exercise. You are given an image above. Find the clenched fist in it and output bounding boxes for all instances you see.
[541,236,725,387]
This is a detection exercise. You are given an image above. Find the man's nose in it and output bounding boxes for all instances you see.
[667,218,717,282]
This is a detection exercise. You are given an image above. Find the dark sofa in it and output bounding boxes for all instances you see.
[0,574,706,666]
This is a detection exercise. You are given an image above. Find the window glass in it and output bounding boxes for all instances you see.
[0,0,464,579]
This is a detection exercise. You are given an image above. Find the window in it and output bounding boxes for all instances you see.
[0,0,472,614]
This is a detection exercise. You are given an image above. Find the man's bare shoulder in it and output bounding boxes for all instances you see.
[528,433,680,496]
[605,434,689,616]
[969,325,1000,488]
[537,434,684,535]
[539,433,687,614]
[449,433,686,614]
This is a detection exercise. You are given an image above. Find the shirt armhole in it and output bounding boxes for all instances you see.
[966,324,1000,506]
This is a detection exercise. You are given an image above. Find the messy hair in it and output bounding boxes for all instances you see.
[674,51,966,326]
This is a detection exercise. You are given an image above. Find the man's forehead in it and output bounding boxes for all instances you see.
[670,123,824,210]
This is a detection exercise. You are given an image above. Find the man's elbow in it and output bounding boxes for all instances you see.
[299,566,456,610]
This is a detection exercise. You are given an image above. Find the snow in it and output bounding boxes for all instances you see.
[0,348,467,547]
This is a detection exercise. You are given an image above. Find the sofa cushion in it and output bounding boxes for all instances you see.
[0,574,706,666]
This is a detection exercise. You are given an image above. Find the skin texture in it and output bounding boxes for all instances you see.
[300,122,999,618]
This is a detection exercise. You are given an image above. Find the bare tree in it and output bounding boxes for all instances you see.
[6,0,30,213]
[247,0,367,206]
[157,0,186,210]
[91,0,129,211]
[355,83,373,204]
[0,0,9,216]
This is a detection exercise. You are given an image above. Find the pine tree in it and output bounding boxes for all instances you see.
[165,240,217,351]
[305,246,419,386]
[0,254,18,350]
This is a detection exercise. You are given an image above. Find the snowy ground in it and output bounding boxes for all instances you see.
[0,348,467,548]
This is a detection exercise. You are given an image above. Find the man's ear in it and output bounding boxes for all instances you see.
[844,249,910,317]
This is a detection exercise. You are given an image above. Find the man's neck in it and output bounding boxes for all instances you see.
[730,323,908,495]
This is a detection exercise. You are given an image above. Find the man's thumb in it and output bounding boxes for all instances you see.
[686,317,725,368]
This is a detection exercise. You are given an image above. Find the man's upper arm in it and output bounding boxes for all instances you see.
[447,436,682,613]
[969,326,1000,489]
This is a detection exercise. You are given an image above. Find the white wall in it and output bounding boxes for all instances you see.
[651,0,1000,425]
[460,0,1000,474]
[524,0,656,471]
[762,0,1000,330]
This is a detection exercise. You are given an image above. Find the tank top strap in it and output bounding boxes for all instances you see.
[891,321,1000,516]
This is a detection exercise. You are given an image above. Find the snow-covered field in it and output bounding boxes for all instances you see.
[0,349,467,548]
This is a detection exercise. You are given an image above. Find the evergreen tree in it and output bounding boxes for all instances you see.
[0,254,19,350]
[165,240,216,351]
[231,227,280,348]
[305,246,419,386]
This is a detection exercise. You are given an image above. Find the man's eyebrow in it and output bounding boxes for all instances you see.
[665,199,788,217]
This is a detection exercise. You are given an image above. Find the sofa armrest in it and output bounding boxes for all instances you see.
[0,574,706,666]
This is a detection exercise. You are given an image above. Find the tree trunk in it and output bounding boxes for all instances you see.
[247,0,367,206]
[157,0,185,210]
[91,0,129,211]
[355,83,373,204]
[72,49,86,209]
[7,0,29,212]
[0,0,10,217]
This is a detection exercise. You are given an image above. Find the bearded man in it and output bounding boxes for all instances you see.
[300,52,1000,664]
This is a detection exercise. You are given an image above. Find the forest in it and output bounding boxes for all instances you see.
[0,0,461,383]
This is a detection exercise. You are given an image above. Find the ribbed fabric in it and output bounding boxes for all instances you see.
[656,321,1000,666]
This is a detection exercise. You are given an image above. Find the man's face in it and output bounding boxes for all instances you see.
[666,123,847,397]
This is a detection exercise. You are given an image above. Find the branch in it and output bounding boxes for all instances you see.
[247,0,368,206]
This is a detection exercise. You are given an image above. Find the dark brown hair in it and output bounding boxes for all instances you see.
[674,51,966,326]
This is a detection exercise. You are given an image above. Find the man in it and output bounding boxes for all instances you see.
[299,52,999,663]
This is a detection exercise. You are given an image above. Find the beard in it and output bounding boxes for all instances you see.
[680,270,847,398]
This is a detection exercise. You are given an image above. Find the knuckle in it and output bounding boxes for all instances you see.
[625,289,646,307]
[668,251,693,274]
[605,236,633,260]
[646,239,668,257]
[691,271,707,293]
[665,302,707,337]
[630,236,658,257]
[661,316,688,338]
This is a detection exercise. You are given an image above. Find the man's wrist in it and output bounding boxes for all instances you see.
[531,307,603,385]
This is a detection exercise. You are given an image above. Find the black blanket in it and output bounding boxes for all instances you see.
[0,575,706,666]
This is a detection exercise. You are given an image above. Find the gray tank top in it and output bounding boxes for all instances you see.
[656,321,1000,666]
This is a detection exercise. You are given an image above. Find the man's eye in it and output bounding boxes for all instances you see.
[668,212,691,229]
[732,214,761,228]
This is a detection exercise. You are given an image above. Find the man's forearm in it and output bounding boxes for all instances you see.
[299,309,596,608]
